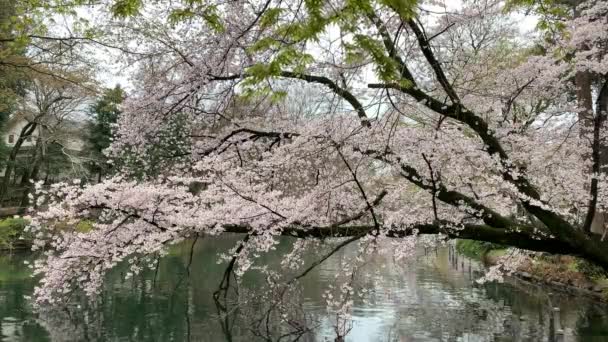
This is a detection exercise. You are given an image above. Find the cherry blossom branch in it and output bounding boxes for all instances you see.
[367,83,579,226]
[222,223,576,256]
[365,150,514,228]
[278,71,371,127]
[190,124,515,231]
[582,108,603,233]
[87,202,576,257]
[335,145,380,231]
[206,71,371,127]
[363,9,590,246]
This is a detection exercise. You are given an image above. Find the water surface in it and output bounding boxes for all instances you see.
[1,235,608,341]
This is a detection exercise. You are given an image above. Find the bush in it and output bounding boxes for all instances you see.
[574,258,607,280]
[456,239,505,260]
[0,217,30,249]
[75,220,94,233]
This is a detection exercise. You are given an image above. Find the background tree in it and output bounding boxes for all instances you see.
[506,0,608,233]
[87,85,124,182]
[0,0,28,169]
[0,69,93,205]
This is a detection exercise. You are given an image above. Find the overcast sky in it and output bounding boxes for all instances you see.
[91,2,539,91]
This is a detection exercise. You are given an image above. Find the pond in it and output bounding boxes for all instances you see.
[1,235,608,341]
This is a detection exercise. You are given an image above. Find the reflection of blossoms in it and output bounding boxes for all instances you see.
[477,249,529,284]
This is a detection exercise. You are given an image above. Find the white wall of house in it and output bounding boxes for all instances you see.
[4,119,39,147]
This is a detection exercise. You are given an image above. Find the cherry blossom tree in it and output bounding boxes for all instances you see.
[26,0,608,323]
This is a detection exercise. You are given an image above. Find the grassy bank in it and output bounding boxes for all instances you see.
[456,239,608,298]
[0,217,94,252]
[455,239,507,261]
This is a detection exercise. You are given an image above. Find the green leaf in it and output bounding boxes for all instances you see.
[111,0,143,18]
[168,8,196,25]
[354,34,399,81]
[260,8,283,29]
[378,0,417,19]
[202,5,224,32]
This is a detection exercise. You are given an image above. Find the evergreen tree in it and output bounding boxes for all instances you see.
[87,85,124,180]
[0,0,25,168]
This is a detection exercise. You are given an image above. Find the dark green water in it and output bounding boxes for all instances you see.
[1,235,608,341]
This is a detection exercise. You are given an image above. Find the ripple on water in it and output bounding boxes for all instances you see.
[1,241,608,341]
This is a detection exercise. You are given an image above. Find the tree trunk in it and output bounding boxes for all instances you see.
[0,122,36,204]
[18,138,43,207]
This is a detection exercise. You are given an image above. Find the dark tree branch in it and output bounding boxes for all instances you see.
[335,145,381,231]
[406,18,460,104]
[366,10,417,85]
[279,71,371,127]
[583,76,608,233]
[88,203,595,266]
[421,153,439,221]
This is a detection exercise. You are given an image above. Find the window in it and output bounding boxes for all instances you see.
[8,135,14,144]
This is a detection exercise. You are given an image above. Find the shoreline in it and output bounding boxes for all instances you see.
[476,245,608,303]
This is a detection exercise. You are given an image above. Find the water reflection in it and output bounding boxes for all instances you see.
[1,235,608,341]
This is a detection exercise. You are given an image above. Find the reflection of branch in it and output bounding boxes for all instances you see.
[291,233,365,283]
[171,234,200,296]
[152,253,161,288]
[213,235,249,341]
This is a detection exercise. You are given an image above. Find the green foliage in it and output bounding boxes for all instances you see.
[87,85,124,177]
[504,0,570,37]
[455,239,505,260]
[378,0,417,19]
[111,0,143,17]
[168,4,225,31]
[168,8,196,24]
[243,0,416,88]
[353,35,400,81]
[573,258,607,280]
[260,8,283,29]
[75,219,94,233]
[0,217,30,249]
[0,0,27,170]
[201,5,224,32]
[242,46,313,97]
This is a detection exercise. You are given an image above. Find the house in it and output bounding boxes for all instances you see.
[3,114,40,148]
[0,114,90,180]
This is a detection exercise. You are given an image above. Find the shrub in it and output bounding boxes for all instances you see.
[0,217,30,249]
[574,258,607,280]
[455,239,504,260]
[75,220,94,233]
